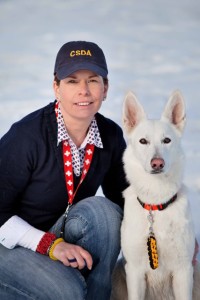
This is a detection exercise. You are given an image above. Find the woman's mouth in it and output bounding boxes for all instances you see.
[75,102,92,106]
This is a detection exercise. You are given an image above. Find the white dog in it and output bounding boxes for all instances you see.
[111,91,200,300]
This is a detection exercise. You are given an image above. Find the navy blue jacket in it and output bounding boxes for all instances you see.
[0,102,128,231]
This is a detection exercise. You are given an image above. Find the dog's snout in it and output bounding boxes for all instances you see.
[151,158,165,171]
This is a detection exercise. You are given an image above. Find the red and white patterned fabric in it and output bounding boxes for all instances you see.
[55,101,103,177]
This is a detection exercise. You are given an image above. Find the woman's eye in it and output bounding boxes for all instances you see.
[139,138,148,144]
[88,79,98,83]
[163,137,171,144]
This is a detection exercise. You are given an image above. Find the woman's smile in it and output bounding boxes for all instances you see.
[75,101,92,106]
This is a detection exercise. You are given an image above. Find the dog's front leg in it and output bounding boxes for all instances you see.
[172,265,193,300]
[125,263,146,300]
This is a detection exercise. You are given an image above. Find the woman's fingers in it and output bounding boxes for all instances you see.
[79,248,93,270]
[53,241,93,270]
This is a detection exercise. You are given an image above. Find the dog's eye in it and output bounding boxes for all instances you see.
[163,137,171,144]
[139,138,148,144]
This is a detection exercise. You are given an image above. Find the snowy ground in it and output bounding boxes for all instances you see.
[0,0,200,256]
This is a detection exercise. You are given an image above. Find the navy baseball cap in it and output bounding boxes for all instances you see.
[54,41,108,80]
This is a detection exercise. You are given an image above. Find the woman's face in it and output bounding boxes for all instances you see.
[53,69,108,124]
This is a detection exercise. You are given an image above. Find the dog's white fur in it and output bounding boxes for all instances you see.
[111,91,200,300]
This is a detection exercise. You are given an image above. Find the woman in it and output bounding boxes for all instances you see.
[0,41,128,299]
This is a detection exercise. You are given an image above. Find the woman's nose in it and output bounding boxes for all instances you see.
[79,81,90,95]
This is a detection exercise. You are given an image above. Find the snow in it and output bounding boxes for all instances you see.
[0,0,200,257]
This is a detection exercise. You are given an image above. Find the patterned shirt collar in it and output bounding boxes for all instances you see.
[56,101,103,149]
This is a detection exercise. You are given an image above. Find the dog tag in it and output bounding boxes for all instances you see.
[147,235,159,269]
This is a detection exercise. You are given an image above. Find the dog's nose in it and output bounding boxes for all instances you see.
[151,158,165,171]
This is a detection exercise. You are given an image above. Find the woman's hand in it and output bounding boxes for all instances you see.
[52,241,93,270]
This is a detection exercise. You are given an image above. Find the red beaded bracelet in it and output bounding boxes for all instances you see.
[36,232,57,255]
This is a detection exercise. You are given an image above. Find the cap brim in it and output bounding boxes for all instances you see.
[55,62,108,80]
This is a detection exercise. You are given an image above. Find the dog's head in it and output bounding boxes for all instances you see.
[123,90,186,176]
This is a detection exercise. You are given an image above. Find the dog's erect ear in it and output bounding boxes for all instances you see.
[123,91,146,134]
[161,90,186,133]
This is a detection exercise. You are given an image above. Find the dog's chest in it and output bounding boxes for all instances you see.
[121,188,195,268]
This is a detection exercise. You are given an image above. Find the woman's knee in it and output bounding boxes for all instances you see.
[66,197,122,235]
[69,196,122,225]
[65,197,123,255]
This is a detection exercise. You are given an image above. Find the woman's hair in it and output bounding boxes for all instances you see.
[54,75,60,86]
[54,75,108,86]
